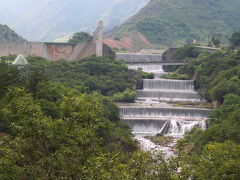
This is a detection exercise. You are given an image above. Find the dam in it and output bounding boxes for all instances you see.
[117,53,212,136]
[0,41,113,61]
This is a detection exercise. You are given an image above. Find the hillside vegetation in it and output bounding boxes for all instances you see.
[0,24,25,41]
[154,31,240,178]
[0,55,175,179]
[1,31,240,178]
[111,0,240,48]
[0,0,149,41]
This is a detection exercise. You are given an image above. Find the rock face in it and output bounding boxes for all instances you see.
[0,41,114,61]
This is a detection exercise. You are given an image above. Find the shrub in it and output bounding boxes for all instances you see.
[135,68,154,79]
[112,88,136,103]
[163,72,188,80]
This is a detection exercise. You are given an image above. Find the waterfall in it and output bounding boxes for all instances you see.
[123,118,206,136]
[116,52,212,137]
[166,120,206,136]
[126,63,168,78]
[120,106,211,119]
[137,90,203,102]
[116,53,162,63]
[127,63,164,72]
[123,118,170,136]
[143,79,194,90]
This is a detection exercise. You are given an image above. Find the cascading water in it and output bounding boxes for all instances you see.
[143,79,195,90]
[117,53,212,137]
[122,118,206,136]
[116,53,162,63]
[123,118,170,136]
[166,120,206,136]
[137,90,202,102]
[120,106,212,119]
[127,63,164,72]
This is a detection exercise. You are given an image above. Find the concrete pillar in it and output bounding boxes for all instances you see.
[96,20,103,57]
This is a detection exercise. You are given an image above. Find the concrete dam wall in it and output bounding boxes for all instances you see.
[0,41,113,60]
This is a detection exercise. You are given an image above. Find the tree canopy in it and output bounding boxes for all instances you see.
[68,31,93,43]
[229,30,240,46]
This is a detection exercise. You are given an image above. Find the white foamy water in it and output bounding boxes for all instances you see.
[116,53,212,158]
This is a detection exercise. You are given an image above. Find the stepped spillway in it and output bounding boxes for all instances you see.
[116,53,162,63]
[120,106,211,119]
[123,118,206,136]
[137,90,202,102]
[118,53,212,136]
[127,63,164,73]
[143,79,194,91]
[126,63,168,78]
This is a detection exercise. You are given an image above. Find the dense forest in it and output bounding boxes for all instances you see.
[1,30,240,178]
[0,55,170,179]
[112,0,240,48]
[162,30,240,179]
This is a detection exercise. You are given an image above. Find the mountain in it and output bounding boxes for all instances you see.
[0,0,149,41]
[106,0,240,50]
[0,24,25,41]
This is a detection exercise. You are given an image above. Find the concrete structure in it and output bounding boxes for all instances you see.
[12,54,29,66]
[0,41,113,61]
[116,53,163,63]
[195,46,220,52]
[96,20,103,57]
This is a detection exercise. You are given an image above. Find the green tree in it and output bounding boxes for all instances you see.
[211,37,221,47]
[223,94,240,105]
[173,45,201,59]
[0,61,21,99]
[180,141,240,179]
[0,88,106,178]
[68,32,93,43]
[229,30,240,46]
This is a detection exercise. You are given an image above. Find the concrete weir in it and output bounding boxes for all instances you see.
[117,52,213,136]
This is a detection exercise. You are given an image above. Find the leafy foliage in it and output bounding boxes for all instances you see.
[167,35,240,179]
[114,0,240,47]
[150,134,173,146]
[0,88,174,179]
[135,68,154,79]
[180,141,240,179]
[0,61,22,98]
[173,45,202,59]
[68,31,93,43]
[112,88,137,103]
[229,30,240,46]
[27,55,136,97]
[163,72,188,80]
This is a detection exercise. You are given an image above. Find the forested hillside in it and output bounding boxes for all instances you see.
[158,30,240,179]
[0,0,149,41]
[1,30,240,178]
[108,0,240,49]
[0,24,25,41]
